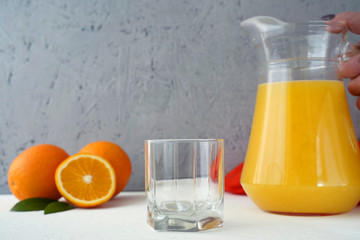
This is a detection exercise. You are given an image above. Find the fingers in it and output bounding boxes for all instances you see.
[330,12,360,34]
[344,49,360,99]
[340,54,360,79]
[356,97,360,110]
[347,75,360,96]
[343,54,360,99]
[329,12,360,110]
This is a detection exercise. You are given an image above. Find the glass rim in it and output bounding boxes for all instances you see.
[286,20,343,25]
[285,20,347,32]
[145,139,224,143]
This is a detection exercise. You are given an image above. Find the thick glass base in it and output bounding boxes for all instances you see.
[147,200,223,232]
[147,212,223,232]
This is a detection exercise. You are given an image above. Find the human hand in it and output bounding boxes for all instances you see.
[330,12,360,109]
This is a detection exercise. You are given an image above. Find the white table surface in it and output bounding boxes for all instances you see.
[1,192,360,240]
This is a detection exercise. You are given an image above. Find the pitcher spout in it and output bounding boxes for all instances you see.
[241,16,288,65]
[241,16,286,38]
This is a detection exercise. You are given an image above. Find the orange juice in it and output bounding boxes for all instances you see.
[241,80,360,214]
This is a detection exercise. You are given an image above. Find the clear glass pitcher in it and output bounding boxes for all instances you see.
[240,16,360,215]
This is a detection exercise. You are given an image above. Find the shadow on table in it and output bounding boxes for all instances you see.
[98,192,146,209]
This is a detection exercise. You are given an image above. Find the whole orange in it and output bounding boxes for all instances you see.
[79,141,132,197]
[8,144,69,200]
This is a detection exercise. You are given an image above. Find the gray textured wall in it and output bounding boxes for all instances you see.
[1,0,360,193]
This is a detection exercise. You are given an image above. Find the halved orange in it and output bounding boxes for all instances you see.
[55,153,116,208]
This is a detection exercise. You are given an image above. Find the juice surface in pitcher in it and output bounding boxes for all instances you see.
[241,80,360,214]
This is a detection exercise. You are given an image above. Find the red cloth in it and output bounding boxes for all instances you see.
[210,147,222,182]
[225,162,246,195]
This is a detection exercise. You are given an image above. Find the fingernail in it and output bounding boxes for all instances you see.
[321,14,335,21]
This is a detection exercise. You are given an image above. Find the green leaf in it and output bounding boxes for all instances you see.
[44,201,74,214]
[11,198,57,212]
